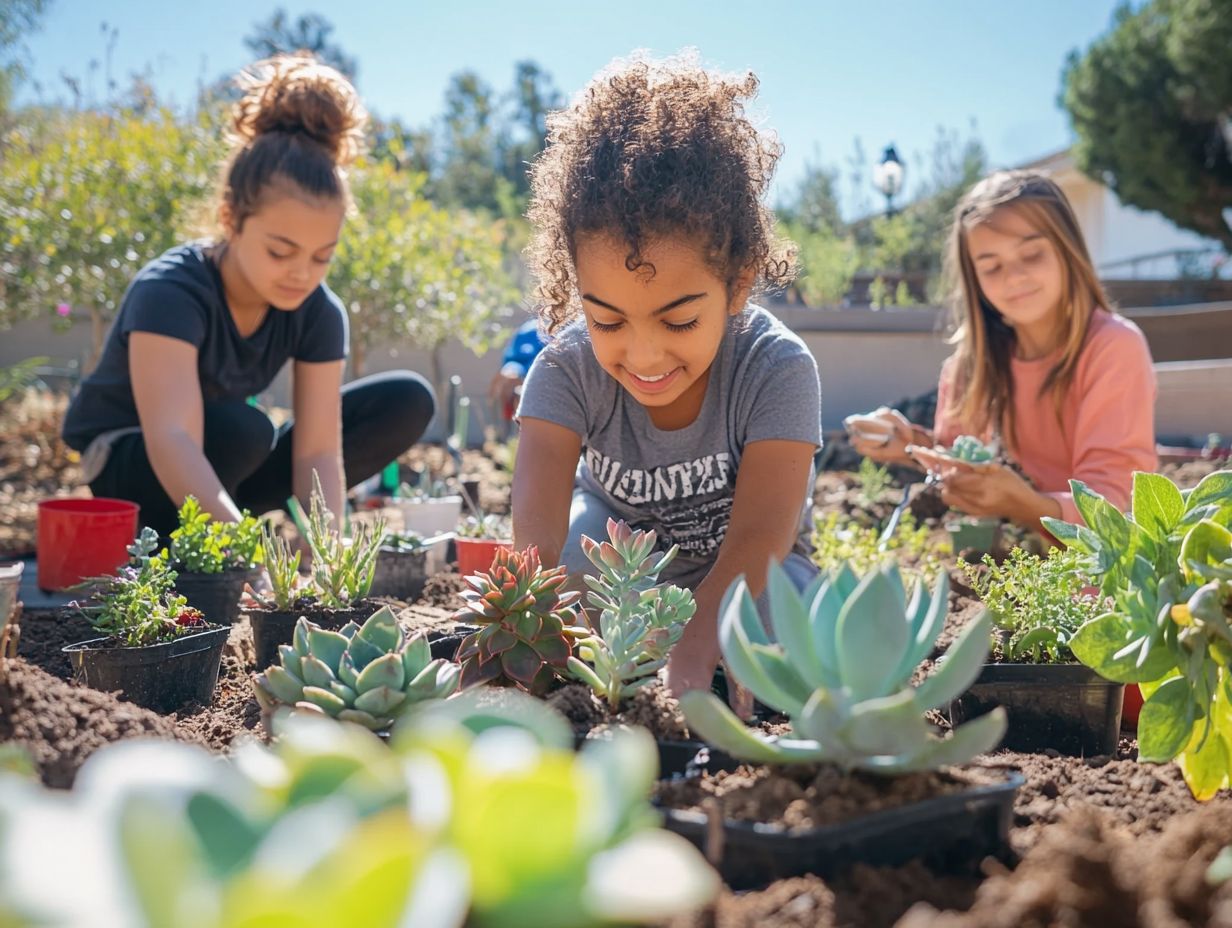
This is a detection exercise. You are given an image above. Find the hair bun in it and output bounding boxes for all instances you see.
[231,53,367,167]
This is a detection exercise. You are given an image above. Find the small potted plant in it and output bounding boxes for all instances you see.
[252,605,459,734]
[168,496,263,625]
[244,475,386,668]
[669,562,1020,888]
[368,529,439,601]
[62,527,229,712]
[951,546,1122,755]
[454,513,513,576]
[394,475,463,537]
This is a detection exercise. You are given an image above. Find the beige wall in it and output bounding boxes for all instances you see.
[1,305,1224,443]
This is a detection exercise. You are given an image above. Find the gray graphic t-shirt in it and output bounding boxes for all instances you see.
[518,305,822,558]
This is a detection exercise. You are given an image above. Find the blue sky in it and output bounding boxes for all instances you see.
[16,0,1126,212]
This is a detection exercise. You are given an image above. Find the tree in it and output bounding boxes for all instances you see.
[330,159,517,385]
[0,0,49,114]
[779,153,843,236]
[1063,0,1232,249]
[243,9,357,80]
[498,60,561,203]
[788,224,859,307]
[0,104,225,365]
[433,70,513,215]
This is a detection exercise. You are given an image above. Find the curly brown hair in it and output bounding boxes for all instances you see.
[527,52,796,333]
[218,53,368,230]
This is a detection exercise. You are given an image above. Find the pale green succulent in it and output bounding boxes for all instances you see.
[253,605,459,732]
[568,518,697,709]
[681,562,1007,773]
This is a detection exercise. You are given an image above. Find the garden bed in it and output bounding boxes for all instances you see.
[4,407,1232,925]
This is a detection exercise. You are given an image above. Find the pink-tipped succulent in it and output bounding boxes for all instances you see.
[454,546,585,694]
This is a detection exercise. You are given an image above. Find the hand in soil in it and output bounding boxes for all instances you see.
[666,639,754,719]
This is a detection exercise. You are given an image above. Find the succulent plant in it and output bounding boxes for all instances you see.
[253,605,459,732]
[567,519,696,709]
[453,546,585,694]
[681,562,1007,772]
[289,471,386,608]
[946,435,995,463]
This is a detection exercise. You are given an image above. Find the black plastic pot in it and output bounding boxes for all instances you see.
[63,625,230,713]
[247,600,382,670]
[369,548,430,601]
[661,769,1023,890]
[948,662,1125,756]
[426,626,479,661]
[174,567,254,625]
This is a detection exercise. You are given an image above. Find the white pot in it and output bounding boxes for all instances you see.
[393,497,463,572]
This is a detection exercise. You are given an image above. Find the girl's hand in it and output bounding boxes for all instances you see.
[936,461,1059,526]
[666,623,755,719]
[846,407,915,465]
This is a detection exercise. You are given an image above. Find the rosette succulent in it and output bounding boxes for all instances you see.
[568,519,696,709]
[453,546,585,694]
[946,435,995,463]
[681,562,1006,772]
[253,606,459,732]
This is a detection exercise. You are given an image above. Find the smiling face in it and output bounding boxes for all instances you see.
[965,206,1066,345]
[222,189,346,311]
[574,235,751,428]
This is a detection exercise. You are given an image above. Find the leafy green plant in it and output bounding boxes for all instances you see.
[0,357,47,406]
[76,528,208,646]
[1043,470,1232,799]
[453,546,585,694]
[811,510,947,583]
[253,606,459,732]
[0,694,716,928]
[960,547,1103,663]
[856,456,893,505]
[381,529,427,552]
[681,562,1006,771]
[567,519,696,710]
[296,474,386,608]
[168,496,263,573]
[457,513,512,540]
[259,522,302,611]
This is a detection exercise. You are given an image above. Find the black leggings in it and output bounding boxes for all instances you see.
[90,371,435,536]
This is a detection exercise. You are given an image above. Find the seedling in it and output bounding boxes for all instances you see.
[567,519,696,710]
[682,562,1006,772]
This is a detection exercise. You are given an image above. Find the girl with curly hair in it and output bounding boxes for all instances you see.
[513,53,822,698]
[851,170,1156,531]
[63,54,435,535]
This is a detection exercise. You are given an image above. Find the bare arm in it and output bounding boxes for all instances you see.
[511,417,582,567]
[290,359,345,530]
[666,439,817,695]
[129,332,243,523]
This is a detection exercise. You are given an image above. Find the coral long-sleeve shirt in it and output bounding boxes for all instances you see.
[933,309,1158,524]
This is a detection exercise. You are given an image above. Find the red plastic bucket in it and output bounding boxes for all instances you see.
[38,498,140,591]
[455,537,512,577]
[1122,683,1143,729]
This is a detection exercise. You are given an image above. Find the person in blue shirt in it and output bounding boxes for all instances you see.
[488,318,547,423]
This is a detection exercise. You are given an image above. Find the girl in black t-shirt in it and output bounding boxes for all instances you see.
[62,54,434,535]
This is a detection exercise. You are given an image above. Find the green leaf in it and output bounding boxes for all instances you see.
[1186,471,1232,514]
[299,655,337,690]
[307,629,350,673]
[1177,722,1231,800]
[836,569,909,700]
[261,666,307,704]
[353,685,407,718]
[500,640,545,686]
[1180,520,1232,580]
[355,652,406,693]
[300,686,348,717]
[902,707,1007,771]
[766,560,826,685]
[679,691,814,764]
[838,689,932,757]
[914,610,993,711]
[719,580,808,715]
[1072,480,1133,551]
[1138,676,1197,762]
[1133,472,1186,540]
[1070,613,1177,683]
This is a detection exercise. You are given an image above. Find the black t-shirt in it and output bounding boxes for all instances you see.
[62,242,349,451]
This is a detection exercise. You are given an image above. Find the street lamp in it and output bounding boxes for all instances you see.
[873,144,905,216]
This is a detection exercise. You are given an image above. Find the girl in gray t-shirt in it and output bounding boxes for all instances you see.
[514,53,823,698]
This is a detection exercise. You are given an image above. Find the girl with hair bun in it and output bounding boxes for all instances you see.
[63,54,435,535]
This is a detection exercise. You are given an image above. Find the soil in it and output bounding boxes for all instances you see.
[420,569,470,610]
[0,658,201,788]
[656,763,999,831]
[549,680,692,743]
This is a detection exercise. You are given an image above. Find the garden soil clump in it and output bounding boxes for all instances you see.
[549,681,691,743]
[420,571,469,610]
[0,659,201,788]
[897,804,1232,928]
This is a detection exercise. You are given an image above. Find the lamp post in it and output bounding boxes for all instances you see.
[873,144,905,217]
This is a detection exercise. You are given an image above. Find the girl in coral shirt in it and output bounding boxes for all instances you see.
[852,170,1157,530]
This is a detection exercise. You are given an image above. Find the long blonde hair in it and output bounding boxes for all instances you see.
[943,170,1111,451]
